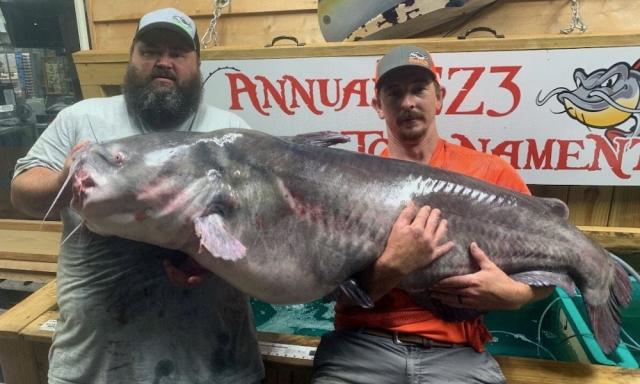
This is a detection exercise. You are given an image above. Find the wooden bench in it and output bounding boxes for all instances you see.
[0,220,61,283]
[1,280,639,384]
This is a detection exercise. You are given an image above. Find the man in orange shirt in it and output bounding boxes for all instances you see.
[312,45,553,383]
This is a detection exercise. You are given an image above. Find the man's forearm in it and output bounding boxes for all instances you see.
[357,253,407,302]
[11,167,67,218]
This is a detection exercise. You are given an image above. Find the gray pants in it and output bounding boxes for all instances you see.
[311,330,506,384]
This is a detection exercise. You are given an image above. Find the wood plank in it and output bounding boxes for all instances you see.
[567,186,613,226]
[0,279,57,337]
[609,187,640,227]
[0,338,40,384]
[528,185,569,202]
[0,219,62,232]
[32,341,51,384]
[579,226,640,251]
[494,355,640,384]
[86,0,98,49]
[91,12,323,50]
[74,31,640,63]
[76,62,128,85]
[0,260,57,273]
[91,0,317,22]
[80,84,107,99]
[440,0,640,39]
[0,229,60,263]
[0,271,55,284]
[214,12,324,47]
[21,311,59,343]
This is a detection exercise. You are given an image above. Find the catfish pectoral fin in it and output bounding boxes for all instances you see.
[339,278,374,308]
[509,271,576,295]
[194,214,246,261]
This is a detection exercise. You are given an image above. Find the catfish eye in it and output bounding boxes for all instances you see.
[114,152,125,165]
[601,73,619,89]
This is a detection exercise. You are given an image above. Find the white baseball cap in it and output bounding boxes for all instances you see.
[134,8,199,53]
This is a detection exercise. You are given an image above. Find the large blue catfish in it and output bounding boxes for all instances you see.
[70,128,631,354]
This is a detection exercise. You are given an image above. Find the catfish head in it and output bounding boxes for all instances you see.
[537,62,640,130]
[70,131,241,254]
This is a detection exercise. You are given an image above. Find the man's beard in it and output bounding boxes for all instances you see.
[123,65,202,130]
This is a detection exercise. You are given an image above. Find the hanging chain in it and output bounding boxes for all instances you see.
[560,0,587,34]
[202,0,231,48]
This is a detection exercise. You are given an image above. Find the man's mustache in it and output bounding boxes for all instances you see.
[397,109,424,122]
[150,68,176,81]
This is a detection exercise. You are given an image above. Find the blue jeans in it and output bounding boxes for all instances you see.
[312,330,506,384]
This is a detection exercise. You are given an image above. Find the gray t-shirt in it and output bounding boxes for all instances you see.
[14,96,264,384]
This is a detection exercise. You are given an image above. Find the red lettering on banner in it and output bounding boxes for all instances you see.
[487,66,521,117]
[317,79,342,107]
[553,140,589,170]
[587,134,630,179]
[281,75,323,115]
[225,67,523,117]
[226,73,263,114]
[632,140,640,170]
[255,76,294,115]
[446,67,485,115]
[524,139,554,170]
[334,132,639,180]
[492,140,524,169]
[449,134,640,180]
[336,79,371,111]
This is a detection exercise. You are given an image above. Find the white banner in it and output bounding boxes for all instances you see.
[201,46,640,186]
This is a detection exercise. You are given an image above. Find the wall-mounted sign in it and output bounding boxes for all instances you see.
[202,46,640,186]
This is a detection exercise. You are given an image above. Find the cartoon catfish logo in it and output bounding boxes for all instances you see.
[536,60,640,143]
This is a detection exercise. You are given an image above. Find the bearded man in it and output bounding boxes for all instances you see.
[10,8,264,384]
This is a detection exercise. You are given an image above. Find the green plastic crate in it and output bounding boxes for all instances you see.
[485,284,638,368]
[252,298,335,337]
[620,277,640,364]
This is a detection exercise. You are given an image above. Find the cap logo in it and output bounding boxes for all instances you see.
[172,15,193,33]
[407,50,432,68]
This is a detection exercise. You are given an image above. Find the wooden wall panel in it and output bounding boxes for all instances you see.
[87,0,321,50]
[91,0,317,21]
[566,186,613,226]
[608,187,640,227]
[86,0,640,49]
[433,0,640,38]
[91,13,323,50]
[528,185,569,202]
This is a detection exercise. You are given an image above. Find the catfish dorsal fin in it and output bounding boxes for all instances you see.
[538,197,570,220]
[280,131,350,147]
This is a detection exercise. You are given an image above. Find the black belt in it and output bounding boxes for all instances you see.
[361,328,458,348]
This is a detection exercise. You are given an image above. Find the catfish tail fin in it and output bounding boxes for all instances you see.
[587,263,632,354]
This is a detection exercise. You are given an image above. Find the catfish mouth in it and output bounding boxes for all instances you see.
[71,167,96,211]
